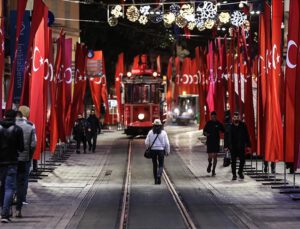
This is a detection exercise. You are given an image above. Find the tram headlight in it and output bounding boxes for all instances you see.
[174,108,180,115]
[187,108,193,114]
[153,71,158,77]
[127,72,132,77]
[138,113,145,120]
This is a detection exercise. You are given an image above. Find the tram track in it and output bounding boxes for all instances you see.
[119,138,197,229]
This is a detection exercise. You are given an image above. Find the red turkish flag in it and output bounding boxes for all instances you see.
[20,0,46,106]
[29,4,48,160]
[206,41,215,113]
[215,38,225,121]
[6,0,27,109]
[180,58,192,95]
[55,33,67,142]
[115,53,124,123]
[265,1,284,162]
[132,55,139,69]
[173,57,180,105]
[294,1,300,168]
[62,38,73,137]
[285,0,300,163]
[166,57,173,111]
[69,43,87,136]
[257,14,267,156]
[0,0,4,119]
[89,51,105,117]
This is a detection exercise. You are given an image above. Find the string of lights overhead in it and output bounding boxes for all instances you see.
[107,1,256,32]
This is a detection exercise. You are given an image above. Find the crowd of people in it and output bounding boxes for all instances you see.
[0,107,101,223]
[0,107,36,223]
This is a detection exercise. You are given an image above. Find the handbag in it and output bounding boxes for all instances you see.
[144,134,159,159]
[223,149,231,167]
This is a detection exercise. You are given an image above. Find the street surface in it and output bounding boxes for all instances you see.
[2,124,300,229]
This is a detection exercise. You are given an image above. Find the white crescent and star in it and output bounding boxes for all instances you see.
[286,40,298,69]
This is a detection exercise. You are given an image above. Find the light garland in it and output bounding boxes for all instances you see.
[108,2,250,32]
[126,6,140,22]
[218,12,230,24]
[231,11,247,27]
[111,5,123,18]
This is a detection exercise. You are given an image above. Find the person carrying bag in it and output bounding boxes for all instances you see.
[145,119,170,185]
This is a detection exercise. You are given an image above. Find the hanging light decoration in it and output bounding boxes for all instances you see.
[108,2,250,30]
[139,15,148,25]
[126,5,140,22]
[205,19,215,29]
[163,12,176,24]
[140,5,151,15]
[188,21,196,30]
[170,4,180,16]
[196,18,205,31]
[197,1,217,20]
[111,5,123,18]
[180,4,195,21]
[149,10,163,23]
[108,17,118,27]
[218,12,230,24]
[175,15,188,28]
[231,11,247,27]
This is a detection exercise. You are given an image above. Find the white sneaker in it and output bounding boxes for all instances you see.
[22,201,29,205]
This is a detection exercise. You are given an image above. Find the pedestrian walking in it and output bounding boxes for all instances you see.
[0,110,24,223]
[15,106,37,218]
[145,119,170,185]
[226,112,251,180]
[86,110,101,153]
[203,111,225,176]
[73,114,89,154]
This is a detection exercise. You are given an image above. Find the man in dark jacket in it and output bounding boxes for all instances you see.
[86,110,101,152]
[0,110,24,223]
[73,114,88,154]
[203,111,224,176]
[227,112,251,180]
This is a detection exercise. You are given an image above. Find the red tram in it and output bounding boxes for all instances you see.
[122,56,165,135]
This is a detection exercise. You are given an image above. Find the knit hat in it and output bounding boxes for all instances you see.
[19,105,30,118]
[152,119,162,125]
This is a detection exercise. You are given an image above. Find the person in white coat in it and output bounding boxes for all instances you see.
[145,119,170,184]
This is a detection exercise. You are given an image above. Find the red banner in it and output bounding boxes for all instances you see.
[206,41,215,113]
[285,0,300,163]
[0,0,4,119]
[69,43,87,135]
[115,53,124,123]
[62,38,72,137]
[29,4,48,160]
[294,1,300,168]
[6,0,27,109]
[89,51,104,117]
[20,0,46,106]
[265,1,283,162]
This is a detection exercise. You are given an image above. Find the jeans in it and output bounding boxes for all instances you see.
[0,165,17,218]
[76,136,87,153]
[151,150,165,180]
[87,133,97,152]
[16,161,31,210]
[231,152,245,176]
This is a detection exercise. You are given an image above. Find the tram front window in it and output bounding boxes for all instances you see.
[125,84,159,103]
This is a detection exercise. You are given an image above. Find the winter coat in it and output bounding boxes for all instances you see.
[87,115,101,134]
[203,120,225,153]
[0,118,24,166]
[228,121,251,154]
[73,118,89,140]
[145,129,170,155]
[16,118,37,161]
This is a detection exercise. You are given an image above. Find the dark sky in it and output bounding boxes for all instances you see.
[80,0,263,85]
